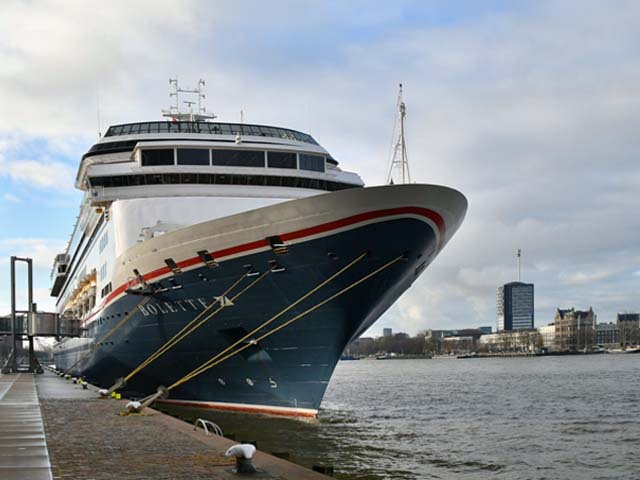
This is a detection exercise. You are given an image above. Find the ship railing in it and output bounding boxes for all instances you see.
[193,418,224,436]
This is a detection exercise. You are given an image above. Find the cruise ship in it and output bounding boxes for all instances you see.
[53,81,467,417]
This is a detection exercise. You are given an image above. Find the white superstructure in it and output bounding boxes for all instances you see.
[52,113,363,326]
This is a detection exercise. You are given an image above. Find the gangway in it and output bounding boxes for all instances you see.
[1,256,82,374]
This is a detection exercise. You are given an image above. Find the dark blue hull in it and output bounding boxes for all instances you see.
[55,217,437,415]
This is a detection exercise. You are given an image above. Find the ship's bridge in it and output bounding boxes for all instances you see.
[76,120,363,203]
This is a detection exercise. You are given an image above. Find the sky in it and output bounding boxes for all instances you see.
[0,0,638,336]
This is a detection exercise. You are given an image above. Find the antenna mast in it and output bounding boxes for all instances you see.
[386,83,411,184]
[162,78,217,122]
[517,249,522,282]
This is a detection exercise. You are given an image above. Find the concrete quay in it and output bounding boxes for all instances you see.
[0,370,331,480]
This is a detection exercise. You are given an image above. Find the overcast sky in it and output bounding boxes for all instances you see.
[0,0,638,335]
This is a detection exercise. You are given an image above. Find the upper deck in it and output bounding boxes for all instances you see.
[103,121,319,145]
[76,120,363,200]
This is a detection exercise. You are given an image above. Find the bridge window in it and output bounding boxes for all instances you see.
[141,149,175,166]
[146,174,164,185]
[268,151,296,169]
[90,173,360,192]
[177,148,210,166]
[181,173,198,184]
[212,149,265,167]
[299,154,325,172]
[104,122,319,145]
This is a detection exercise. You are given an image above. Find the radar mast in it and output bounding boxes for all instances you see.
[386,83,411,184]
[161,78,217,122]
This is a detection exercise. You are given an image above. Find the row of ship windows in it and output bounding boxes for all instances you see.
[105,122,317,145]
[89,173,360,192]
[140,148,326,172]
[99,263,107,281]
[100,282,112,298]
[99,232,108,254]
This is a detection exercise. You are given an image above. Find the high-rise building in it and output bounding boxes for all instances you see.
[497,282,534,331]
[382,328,393,337]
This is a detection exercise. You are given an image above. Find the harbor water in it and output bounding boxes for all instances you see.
[158,355,640,480]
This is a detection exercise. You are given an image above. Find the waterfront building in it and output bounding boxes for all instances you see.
[383,328,393,337]
[478,329,539,352]
[478,326,492,335]
[424,329,448,354]
[497,282,534,331]
[554,307,596,352]
[443,335,476,354]
[617,313,640,346]
[537,324,556,351]
[595,323,620,348]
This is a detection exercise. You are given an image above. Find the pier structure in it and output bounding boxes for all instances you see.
[0,369,332,479]
[1,257,81,374]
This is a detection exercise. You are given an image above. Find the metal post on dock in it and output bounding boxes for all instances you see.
[1,257,17,373]
[2,256,41,374]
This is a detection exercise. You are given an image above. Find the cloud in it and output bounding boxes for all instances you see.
[3,159,76,190]
[0,238,67,271]
[0,134,80,191]
[559,269,619,286]
[0,238,66,315]
[2,193,20,203]
[0,0,201,135]
[1,1,639,333]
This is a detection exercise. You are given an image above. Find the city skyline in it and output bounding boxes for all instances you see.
[1,1,639,336]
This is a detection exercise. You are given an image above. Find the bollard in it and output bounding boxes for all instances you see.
[121,386,167,415]
[104,377,127,398]
[225,444,257,474]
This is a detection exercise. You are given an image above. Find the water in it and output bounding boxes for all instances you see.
[159,355,640,480]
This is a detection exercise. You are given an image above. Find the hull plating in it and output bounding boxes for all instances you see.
[55,218,435,413]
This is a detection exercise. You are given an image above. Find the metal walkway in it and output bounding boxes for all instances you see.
[0,373,52,480]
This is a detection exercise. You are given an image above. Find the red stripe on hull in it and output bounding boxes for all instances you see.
[280,206,445,244]
[101,206,444,311]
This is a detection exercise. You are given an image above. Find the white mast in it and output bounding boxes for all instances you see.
[161,78,217,121]
[386,83,411,185]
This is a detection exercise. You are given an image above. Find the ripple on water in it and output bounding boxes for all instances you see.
[160,356,639,480]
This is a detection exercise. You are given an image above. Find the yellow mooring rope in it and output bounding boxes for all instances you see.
[167,253,401,392]
[122,269,271,384]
